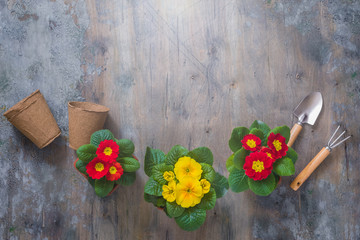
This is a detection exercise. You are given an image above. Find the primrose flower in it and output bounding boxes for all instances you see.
[163,171,175,182]
[243,152,273,181]
[175,177,203,208]
[260,147,278,162]
[86,157,110,179]
[162,181,177,202]
[106,162,124,181]
[267,133,288,158]
[96,139,119,162]
[200,179,211,194]
[241,134,261,151]
[174,156,203,181]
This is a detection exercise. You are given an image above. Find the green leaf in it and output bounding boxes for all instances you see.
[116,172,136,186]
[200,163,216,183]
[250,120,271,138]
[226,154,235,173]
[144,193,157,204]
[76,159,87,175]
[143,194,166,208]
[88,177,95,187]
[144,178,163,196]
[229,127,250,152]
[274,172,280,185]
[156,197,166,208]
[94,177,114,197]
[248,173,276,196]
[249,128,265,141]
[76,144,97,163]
[197,188,216,210]
[188,147,213,166]
[233,148,249,170]
[267,126,291,144]
[165,145,189,166]
[273,157,295,176]
[212,172,229,198]
[116,139,135,157]
[90,129,114,147]
[144,147,166,177]
[286,147,298,165]
[152,164,174,185]
[175,207,206,231]
[117,157,140,172]
[229,168,249,192]
[166,201,185,218]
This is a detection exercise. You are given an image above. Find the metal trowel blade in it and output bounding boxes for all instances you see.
[293,92,323,125]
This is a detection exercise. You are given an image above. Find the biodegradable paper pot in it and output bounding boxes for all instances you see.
[3,90,61,149]
[68,102,110,150]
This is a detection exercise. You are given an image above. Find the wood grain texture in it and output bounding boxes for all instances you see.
[288,123,303,147]
[0,0,359,239]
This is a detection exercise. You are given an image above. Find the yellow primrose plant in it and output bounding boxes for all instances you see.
[144,145,229,231]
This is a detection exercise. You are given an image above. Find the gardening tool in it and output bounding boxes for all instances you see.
[290,126,351,191]
[287,92,323,147]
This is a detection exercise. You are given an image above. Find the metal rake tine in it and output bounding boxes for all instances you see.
[327,125,340,146]
[330,135,352,149]
[329,130,346,147]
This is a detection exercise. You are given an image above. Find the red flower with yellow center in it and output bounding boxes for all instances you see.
[267,133,288,158]
[106,162,124,181]
[260,147,278,163]
[243,152,273,181]
[96,139,119,162]
[241,134,261,151]
[86,157,110,179]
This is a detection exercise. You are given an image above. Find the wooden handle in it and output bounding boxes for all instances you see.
[287,123,303,147]
[290,147,331,191]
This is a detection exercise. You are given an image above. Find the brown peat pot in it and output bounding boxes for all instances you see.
[3,90,61,149]
[68,102,109,150]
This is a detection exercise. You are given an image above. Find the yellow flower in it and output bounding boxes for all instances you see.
[162,181,176,202]
[163,171,175,182]
[175,177,203,208]
[200,179,211,194]
[174,156,203,181]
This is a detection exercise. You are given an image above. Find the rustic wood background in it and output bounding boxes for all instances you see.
[0,0,359,239]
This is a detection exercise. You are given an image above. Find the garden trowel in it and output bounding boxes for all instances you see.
[287,92,323,147]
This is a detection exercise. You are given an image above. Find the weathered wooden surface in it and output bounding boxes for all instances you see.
[0,0,359,239]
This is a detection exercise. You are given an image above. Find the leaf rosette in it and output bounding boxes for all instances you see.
[227,120,297,196]
[144,145,228,231]
[75,129,140,197]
